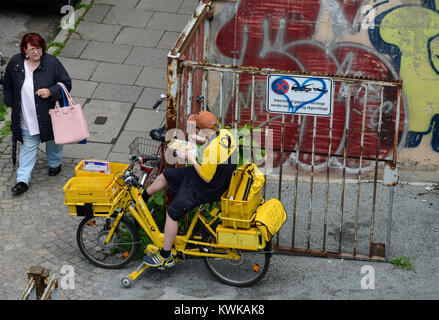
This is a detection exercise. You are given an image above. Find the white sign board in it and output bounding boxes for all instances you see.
[267,74,334,116]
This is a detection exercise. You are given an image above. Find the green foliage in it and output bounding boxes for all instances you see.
[0,120,11,144]
[390,255,414,270]
[0,103,7,121]
[224,123,265,166]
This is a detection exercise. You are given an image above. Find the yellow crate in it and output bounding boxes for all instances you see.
[216,225,265,250]
[220,189,262,229]
[63,176,123,216]
[74,160,128,178]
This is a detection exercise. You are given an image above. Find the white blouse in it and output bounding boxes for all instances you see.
[20,61,40,135]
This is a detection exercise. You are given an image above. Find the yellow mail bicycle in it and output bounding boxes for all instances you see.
[64,156,277,288]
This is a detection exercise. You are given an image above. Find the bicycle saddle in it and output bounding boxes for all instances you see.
[150,125,166,142]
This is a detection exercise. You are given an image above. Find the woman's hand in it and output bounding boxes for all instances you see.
[35,88,51,99]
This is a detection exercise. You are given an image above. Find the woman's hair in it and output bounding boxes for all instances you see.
[20,33,46,59]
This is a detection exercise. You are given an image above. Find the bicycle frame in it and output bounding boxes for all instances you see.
[104,182,242,261]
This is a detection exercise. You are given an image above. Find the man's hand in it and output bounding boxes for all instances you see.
[189,133,207,144]
[176,150,197,165]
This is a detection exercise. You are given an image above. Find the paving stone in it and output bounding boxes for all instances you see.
[103,7,153,28]
[124,46,169,67]
[137,0,184,14]
[75,21,121,42]
[81,99,133,143]
[62,142,112,159]
[70,79,98,98]
[90,62,143,85]
[114,27,164,47]
[135,67,166,89]
[179,0,200,14]
[58,57,99,81]
[124,108,166,133]
[83,4,112,23]
[136,87,166,109]
[94,0,139,7]
[59,39,89,58]
[146,12,191,32]
[111,129,149,153]
[80,41,132,63]
[92,83,143,103]
[156,31,181,49]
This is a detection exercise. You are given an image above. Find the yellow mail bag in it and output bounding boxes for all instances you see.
[255,198,287,241]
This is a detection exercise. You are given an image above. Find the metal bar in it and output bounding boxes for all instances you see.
[276,113,285,247]
[386,86,402,260]
[187,68,193,116]
[234,73,239,140]
[180,61,402,87]
[250,74,255,163]
[170,2,209,57]
[218,71,224,129]
[323,112,334,251]
[166,54,180,132]
[263,112,269,199]
[370,86,384,256]
[274,247,387,262]
[339,83,352,253]
[291,115,302,248]
[307,116,317,250]
[20,279,35,300]
[353,84,369,257]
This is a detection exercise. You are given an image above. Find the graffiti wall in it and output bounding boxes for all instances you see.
[204,0,439,170]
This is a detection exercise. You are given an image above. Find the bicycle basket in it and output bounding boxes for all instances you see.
[129,137,162,156]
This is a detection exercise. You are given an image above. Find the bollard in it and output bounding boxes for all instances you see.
[20,266,58,300]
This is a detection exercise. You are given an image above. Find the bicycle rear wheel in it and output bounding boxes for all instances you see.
[203,242,272,287]
[76,216,140,269]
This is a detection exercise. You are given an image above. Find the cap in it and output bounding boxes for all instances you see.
[188,111,217,130]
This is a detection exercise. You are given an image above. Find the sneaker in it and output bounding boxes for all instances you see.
[143,251,175,268]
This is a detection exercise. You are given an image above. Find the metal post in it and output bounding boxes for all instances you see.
[386,187,395,261]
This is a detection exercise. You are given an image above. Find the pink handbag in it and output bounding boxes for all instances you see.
[49,82,89,144]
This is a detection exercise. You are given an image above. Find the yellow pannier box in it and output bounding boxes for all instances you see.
[221,163,264,229]
[216,225,265,250]
[75,160,128,177]
[63,176,123,216]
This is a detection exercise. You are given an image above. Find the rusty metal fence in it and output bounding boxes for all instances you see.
[166,1,404,262]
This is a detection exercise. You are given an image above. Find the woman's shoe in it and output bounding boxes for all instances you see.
[48,164,62,176]
[11,182,28,196]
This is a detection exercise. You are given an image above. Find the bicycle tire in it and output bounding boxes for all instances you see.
[76,215,140,269]
[202,239,272,287]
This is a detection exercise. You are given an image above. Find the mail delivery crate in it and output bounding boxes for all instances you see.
[220,190,262,229]
[63,176,122,216]
[75,160,128,178]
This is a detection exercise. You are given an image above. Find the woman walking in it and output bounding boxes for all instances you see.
[2,32,72,196]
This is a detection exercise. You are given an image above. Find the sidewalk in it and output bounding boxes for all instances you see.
[57,0,197,162]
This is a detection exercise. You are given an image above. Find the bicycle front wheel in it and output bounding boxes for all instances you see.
[76,215,140,269]
[203,243,272,287]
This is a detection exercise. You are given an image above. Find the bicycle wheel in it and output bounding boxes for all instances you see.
[203,241,272,287]
[76,215,140,269]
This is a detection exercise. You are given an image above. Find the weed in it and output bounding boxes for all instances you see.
[390,255,414,270]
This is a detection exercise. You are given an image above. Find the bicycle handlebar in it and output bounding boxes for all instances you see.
[152,93,167,110]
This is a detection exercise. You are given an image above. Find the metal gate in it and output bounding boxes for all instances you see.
[166,1,404,262]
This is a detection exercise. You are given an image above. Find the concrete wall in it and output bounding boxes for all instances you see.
[205,0,439,171]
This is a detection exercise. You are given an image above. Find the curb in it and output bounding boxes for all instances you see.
[47,0,93,56]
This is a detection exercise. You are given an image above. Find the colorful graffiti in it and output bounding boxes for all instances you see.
[374,4,439,152]
[208,0,439,169]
